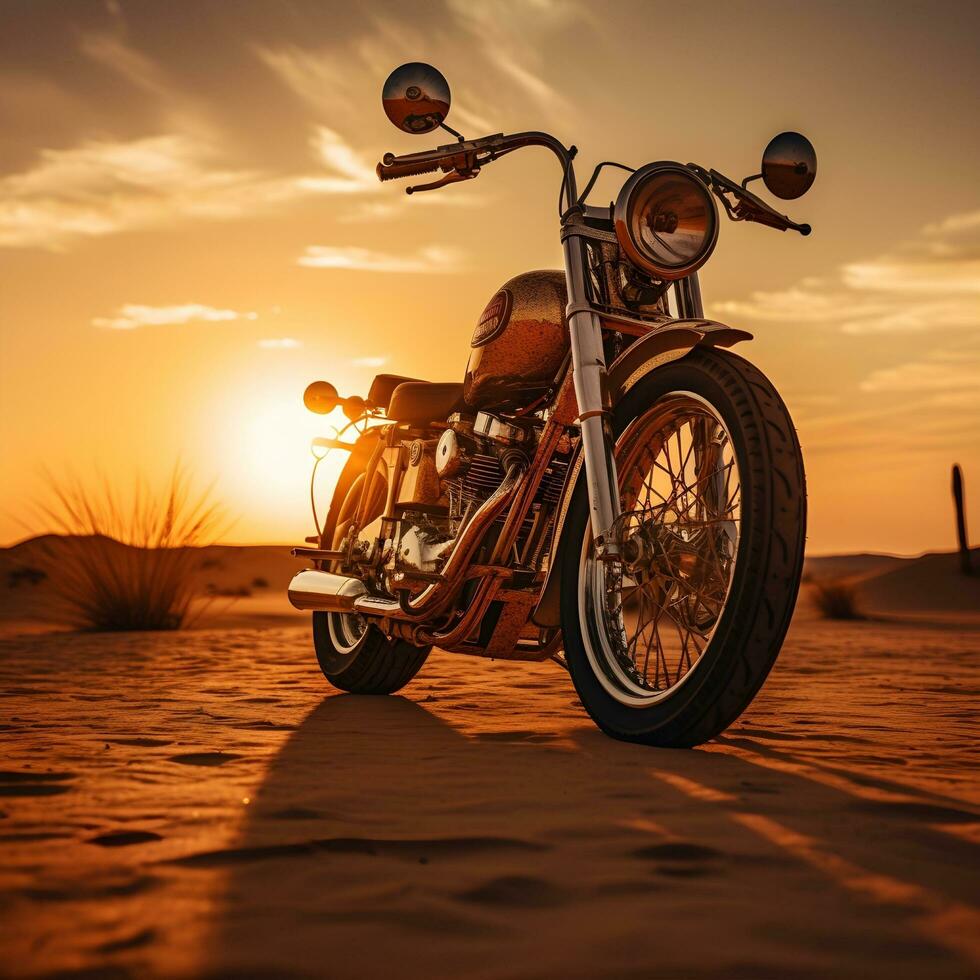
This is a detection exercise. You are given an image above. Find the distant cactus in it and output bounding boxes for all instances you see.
[952,464,972,575]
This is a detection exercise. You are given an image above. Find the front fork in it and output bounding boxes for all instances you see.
[562,224,622,557]
[562,216,704,557]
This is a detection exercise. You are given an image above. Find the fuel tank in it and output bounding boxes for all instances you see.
[463,270,569,411]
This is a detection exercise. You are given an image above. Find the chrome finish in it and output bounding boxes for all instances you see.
[382,63,451,135]
[562,220,622,557]
[761,132,817,200]
[473,411,527,444]
[353,463,522,623]
[288,569,367,612]
[434,429,465,477]
[614,163,719,281]
[673,273,705,319]
[578,392,741,705]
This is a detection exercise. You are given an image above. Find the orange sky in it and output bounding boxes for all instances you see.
[1,0,978,554]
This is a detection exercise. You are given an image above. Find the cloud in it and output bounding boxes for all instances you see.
[0,122,405,250]
[859,359,980,395]
[92,303,257,330]
[297,244,463,273]
[298,126,377,195]
[712,209,980,335]
[258,337,303,349]
[352,356,387,368]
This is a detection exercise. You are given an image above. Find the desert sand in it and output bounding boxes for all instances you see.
[0,544,978,978]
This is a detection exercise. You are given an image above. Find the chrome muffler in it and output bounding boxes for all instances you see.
[287,569,367,612]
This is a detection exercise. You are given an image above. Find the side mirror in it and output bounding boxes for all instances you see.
[382,62,451,135]
[761,131,817,200]
[303,381,338,415]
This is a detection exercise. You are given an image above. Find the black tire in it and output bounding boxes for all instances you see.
[559,346,806,747]
[312,611,430,695]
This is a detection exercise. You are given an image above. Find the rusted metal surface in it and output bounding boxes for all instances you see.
[464,270,570,410]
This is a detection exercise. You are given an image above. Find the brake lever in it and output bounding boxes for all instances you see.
[693,165,811,236]
[406,168,479,195]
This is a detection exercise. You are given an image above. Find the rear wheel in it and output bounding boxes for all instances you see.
[310,437,430,695]
[312,611,430,695]
[559,347,805,747]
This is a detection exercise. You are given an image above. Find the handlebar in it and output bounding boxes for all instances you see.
[376,157,443,182]
[691,165,811,236]
[376,134,809,236]
[377,131,576,200]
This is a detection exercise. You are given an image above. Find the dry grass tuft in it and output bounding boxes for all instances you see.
[34,468,226,631]
[810,578,865,620]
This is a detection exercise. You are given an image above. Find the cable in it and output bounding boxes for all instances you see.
[576,160,635,207]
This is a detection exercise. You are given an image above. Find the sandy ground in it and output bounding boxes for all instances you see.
[1,600,978,979]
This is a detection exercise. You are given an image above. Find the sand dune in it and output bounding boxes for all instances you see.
[5,536,978,632]
[805,547,980,623]
[1,598,978,976]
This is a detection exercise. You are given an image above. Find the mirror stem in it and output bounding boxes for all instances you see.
[439,121,466,142]
[741,172,763,189]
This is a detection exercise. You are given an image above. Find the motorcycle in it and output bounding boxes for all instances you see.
[288,62,813,747]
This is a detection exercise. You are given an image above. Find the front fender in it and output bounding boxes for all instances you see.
[531,319,751,628]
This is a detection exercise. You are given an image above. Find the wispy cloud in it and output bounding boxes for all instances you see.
[711,209,980,335]
[258,337,303,349]
[92,303,257,330]
[859,356,980,396]
[0,120,407,250]
[297,244,463,273]
[352,355,387,368]
[298,126,377,195]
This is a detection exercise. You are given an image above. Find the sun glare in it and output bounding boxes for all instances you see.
[204,369,350,543]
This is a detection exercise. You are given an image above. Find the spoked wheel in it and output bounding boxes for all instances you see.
[560,347,806,747]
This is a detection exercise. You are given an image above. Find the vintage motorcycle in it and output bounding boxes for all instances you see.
[288,63,813,747]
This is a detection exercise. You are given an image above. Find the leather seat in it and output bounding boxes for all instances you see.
[387,381,465,425]
[368,373,422,412]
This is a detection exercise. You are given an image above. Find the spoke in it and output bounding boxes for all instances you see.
[594,399,741,699]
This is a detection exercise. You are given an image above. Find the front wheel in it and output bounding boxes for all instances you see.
[560,347,806,747]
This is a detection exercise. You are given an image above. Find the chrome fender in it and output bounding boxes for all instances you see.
[532,319,752,628]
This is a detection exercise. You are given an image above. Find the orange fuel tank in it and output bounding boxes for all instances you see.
[463,270,569,411]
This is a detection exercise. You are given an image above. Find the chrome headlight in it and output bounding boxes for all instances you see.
[614,162,718,281]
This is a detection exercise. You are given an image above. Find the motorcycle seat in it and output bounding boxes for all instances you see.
[368,373,422,411]
[387,380,465,425]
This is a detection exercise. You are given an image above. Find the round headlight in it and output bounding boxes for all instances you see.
[614,163,718,281]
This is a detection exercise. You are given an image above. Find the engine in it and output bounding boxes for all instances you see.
[385,409,568,585]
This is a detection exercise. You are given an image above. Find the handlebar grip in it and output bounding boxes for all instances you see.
[376,158,442,182]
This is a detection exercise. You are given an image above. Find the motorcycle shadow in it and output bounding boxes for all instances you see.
[189,691,979,980]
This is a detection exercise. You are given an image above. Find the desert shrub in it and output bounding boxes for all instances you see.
[34,468,225,631]
[206,584,252,598]
[251,576,269,589]
[810,578,864,620]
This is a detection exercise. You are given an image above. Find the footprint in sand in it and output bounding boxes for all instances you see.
[89,830,163,847]
[0,771,75,797]
[457,874,565,908]
[632,842,723,877]
[167,752,243,767]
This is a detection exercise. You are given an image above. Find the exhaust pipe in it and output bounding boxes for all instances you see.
[288,569,367,612]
